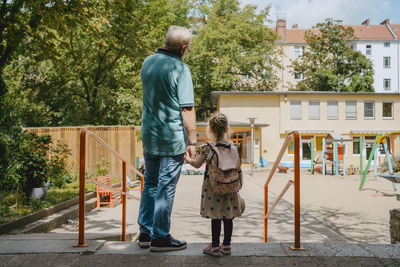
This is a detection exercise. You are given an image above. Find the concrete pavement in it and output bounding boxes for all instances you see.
[1,170,400,266]
[0,239,400,266]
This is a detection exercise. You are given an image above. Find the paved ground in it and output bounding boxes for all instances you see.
[1,169,399,266]
[44,169,399,244]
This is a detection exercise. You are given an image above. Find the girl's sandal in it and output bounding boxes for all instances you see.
[203,243,220,257]
[219,244,231,255]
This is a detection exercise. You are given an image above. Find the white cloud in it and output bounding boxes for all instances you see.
[240,0,394,28]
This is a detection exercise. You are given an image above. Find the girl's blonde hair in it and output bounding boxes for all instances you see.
[208,112,229,141]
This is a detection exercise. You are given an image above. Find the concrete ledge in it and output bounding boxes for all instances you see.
[9,198,97,234]
[0,192,96,235]
[0,241,399,266]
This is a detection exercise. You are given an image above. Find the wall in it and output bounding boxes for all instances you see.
[217,93,400,167]
[354,41,398,93]
[25,126,142,179]
[218,94,281,163]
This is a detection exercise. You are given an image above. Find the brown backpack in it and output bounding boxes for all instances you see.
[207,141,243,195]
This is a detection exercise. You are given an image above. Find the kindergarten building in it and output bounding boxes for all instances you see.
[209,91,400,169]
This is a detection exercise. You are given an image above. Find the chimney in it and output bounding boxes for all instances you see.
[362,19,370,26]
[380,18,390,25]
[292,24,298,29]
[276,19,287,41]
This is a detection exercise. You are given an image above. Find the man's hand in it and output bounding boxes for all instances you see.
[186,145,196,159]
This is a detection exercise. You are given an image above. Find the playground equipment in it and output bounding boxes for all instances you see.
[321,133,352,176]
[359,131,400,192]
[75,129,144,247]
[264,131,302,250]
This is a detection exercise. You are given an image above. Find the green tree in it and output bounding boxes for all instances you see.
[3,0,193,126]
[186,0,279,120]
[291,18,374,92]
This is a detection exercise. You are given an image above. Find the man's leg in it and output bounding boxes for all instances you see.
[138,152,161,237]
[152,153,184,238]
[150,153,186,251]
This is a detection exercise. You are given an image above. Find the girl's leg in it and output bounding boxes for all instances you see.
[211,219,222,247]
[222,219,233,246]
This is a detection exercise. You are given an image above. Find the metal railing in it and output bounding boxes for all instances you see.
[264,131,302,250]
[74,129,144,247]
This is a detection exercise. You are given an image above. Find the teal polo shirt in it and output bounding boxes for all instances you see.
[141,49,194,156]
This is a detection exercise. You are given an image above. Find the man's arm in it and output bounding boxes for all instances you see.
[181,106,197,158]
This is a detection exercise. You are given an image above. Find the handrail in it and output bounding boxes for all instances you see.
[264,131,301,250]
[74,129,144,247]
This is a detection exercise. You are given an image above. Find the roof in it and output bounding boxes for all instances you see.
[350,25,395,41]
[211,91,400,105]
[286,29,319,43]
[389,24,400,39]
[285,130,332,135]
[282,24,396,43]
[197,121,269,128]
[350,130,399,135]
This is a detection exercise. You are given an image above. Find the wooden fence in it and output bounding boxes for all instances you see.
[25,126,143,179]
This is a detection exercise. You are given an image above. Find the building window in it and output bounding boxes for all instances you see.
[294,46,303,58]
[353,137,360,155]
[366,45,371,55]
[383,102,393,118]
[384,57,391,68]
[364,100,375,119]
[294,72,304,80]
[290,100,301,119]
[345,100,357,119]
[384,42,390,47]
[327,101,338,119]
[384,79,391,90]
[309,101,320,119]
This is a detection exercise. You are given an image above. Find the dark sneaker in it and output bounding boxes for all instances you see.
[138,232,151,248]
[150,234,187,252]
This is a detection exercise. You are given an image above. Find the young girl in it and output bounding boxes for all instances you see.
[186,112,244,256]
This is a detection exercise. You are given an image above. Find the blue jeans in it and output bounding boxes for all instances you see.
[137,152,184,239]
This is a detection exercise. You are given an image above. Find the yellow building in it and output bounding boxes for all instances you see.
[211,91,400,169]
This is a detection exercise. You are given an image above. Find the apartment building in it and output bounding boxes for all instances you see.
[276,19,400,94]
[211,91,400,167]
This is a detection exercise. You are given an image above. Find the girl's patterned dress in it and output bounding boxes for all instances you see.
[199,143,243,219]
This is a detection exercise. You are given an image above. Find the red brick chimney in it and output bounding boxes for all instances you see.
[276,19,287,41]
[380,18,390,25]
[362,19,370,26]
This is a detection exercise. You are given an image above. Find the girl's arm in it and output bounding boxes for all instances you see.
[186,152,206,169]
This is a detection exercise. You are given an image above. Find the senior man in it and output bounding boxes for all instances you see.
[137,26,197,252]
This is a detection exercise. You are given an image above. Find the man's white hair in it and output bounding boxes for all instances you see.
[164,26,192,54]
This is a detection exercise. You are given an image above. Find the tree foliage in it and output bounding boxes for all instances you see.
[186,0,279,120]
[2,0,193,126]
[291,19,374,92]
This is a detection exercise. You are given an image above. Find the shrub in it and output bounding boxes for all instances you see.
[0,127,72,200]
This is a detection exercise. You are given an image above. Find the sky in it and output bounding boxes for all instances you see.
[240,0,400,29]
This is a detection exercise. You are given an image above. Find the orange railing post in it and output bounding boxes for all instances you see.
[292,131,302,250]
[74,129,88,247]
[264,183,268,242]
[122,161,127,241]
[74,129,144,247]
[264,131,302,250]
